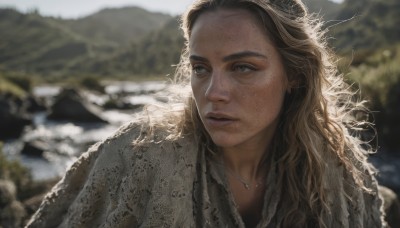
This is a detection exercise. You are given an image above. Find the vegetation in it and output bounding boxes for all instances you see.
[331,0,400,56]
[86,17,184,77]
[0,71,35,98]
[0,2,398,225]
[78,76,105,93]
[0,0,399,150]
[0,77,27,98]
[0,8,91,76]
[2,73,33,92]
[0,142,32,200]
[56,6,172,46]
[0,7,172,77]
[346,45,400,150]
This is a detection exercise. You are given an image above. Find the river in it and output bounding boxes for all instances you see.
[2,81,400,194]
[3,81,168,180]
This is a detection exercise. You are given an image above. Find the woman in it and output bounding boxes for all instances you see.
[27,0,386,227]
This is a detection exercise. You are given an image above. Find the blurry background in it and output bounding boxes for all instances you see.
[0,0,399,226]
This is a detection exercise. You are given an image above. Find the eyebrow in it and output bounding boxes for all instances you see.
[189,51,268,63]
[223,51,268,62]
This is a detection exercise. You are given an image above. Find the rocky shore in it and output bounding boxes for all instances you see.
[1,81,399,227]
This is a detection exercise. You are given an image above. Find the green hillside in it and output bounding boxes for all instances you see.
[1,1,399,150]
[330,0,400,58]
[0,8,92,76]
[0,7,173,77]
[1,0,399,78]
[83,17,184,78]
[331,0,400,150]
[83,0,342,77]
[55,7,172,46]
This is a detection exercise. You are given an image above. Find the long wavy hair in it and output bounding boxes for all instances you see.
[171,0,375,227]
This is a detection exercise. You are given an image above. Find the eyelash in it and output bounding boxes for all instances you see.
[192,64,209,76]
[232,64,256,73]
[191,63,257,76]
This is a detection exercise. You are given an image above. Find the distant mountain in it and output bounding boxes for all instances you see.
[0,7,172,76]
[0,8,93,75]
[84,17,184,77]
[1,0,399,78]
[55,7,172,46]
[85,0,343,77]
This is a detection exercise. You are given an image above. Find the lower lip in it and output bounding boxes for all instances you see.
[205,118,236,128]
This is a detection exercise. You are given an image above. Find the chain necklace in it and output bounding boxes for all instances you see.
[211,156,265,190]
[224,166,264,190]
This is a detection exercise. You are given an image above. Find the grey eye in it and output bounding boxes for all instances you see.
[233,64,256,73]
[192,65,209,75]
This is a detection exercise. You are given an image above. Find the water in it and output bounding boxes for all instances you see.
[3,81,400,193]
[3,81,167,180]
[370,152,400,192]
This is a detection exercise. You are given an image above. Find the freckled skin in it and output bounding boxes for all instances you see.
[190,9,288,155]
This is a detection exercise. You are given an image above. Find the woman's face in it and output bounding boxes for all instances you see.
[190,8,288,152]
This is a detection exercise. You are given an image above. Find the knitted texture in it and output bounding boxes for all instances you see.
[26,120,386,228]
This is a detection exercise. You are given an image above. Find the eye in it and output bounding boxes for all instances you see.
[232,64,256,73]
[192,64,210,76]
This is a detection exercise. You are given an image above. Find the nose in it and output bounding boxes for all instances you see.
[205,71,230,102]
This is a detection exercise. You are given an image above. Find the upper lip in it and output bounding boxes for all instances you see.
[205,112,237,120]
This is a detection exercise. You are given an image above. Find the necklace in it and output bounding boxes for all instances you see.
[224,167,263,190]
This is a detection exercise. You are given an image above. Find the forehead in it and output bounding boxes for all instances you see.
[190,8,266,38]
[189,8,274,53]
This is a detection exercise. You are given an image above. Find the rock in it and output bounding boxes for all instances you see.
[379,185,400,228]
[23,193,47,216]
[47,88,108,123]
[25,95,47,113]
[22,178,59,216]
[103,96,144,110]
[0,180,26,228]
[21,140,49,157]
[0,93,32,139]
[0,200,26,228]
[0,180,16,207]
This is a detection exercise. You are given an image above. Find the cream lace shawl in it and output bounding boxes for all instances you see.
[26,120,386,227]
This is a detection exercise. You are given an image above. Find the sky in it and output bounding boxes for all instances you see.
[0,0,343,19]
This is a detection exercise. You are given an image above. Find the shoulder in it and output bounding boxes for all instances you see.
[111,115,197,164]
[322,146,386,227]
[27,115,199,227]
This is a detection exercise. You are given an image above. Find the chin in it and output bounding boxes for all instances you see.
[209,135,239,149]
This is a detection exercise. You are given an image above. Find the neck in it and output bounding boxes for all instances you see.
[222,148,266,181]
[218,119,279,182]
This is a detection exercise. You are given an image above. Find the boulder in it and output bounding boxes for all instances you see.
[379,185,400,228]
[25,95,47,113]
[0,179,16,207]
[0,93,32,139]
[47,88,108,123]
[21,140,49,157]
[103,96,144,110]
[23,193,46,216]
[0,180,26,228]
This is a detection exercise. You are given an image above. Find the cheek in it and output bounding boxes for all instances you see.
[191,77,204,106]
[191,77,199,97]
[250,83,286,117]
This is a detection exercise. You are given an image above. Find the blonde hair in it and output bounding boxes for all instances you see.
[172,0,376,227]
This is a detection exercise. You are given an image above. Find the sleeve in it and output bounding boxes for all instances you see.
[25,122,142,228]
[346,168,387,228]
[322,149,387,227]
